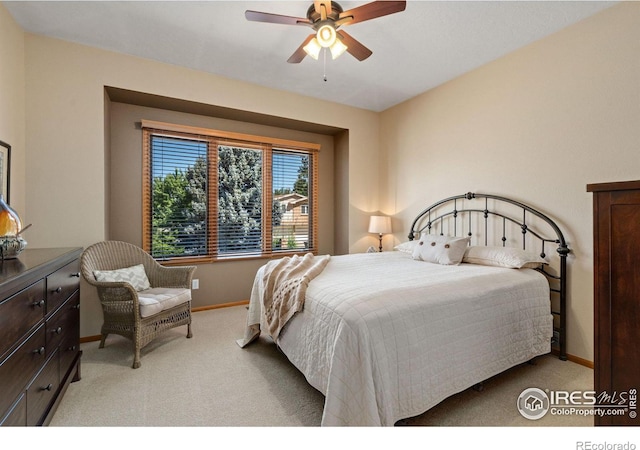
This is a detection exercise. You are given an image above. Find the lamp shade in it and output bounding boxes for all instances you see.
[329,38,348,59]
[368,216,392,235]
[316,24,337,48]
[303,38,322,60]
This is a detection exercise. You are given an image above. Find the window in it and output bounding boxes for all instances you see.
[142,120,319,262]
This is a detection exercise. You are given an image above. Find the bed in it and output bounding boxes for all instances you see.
[238,192,570,426]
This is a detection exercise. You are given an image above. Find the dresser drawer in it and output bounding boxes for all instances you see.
[56,291,81,380]
[26,351,60,426]
[0,325,46,416]
[46,293,78,355]
[0,280,46,359]
[0,393,26,426]
[46,259,80,314]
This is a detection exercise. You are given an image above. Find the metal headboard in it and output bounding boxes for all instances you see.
[408,192,570,361]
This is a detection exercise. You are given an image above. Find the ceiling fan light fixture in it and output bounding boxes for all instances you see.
[329,38,348,59]
[246,1,407,64]
[303,37,322,60]
[316,24,337,48]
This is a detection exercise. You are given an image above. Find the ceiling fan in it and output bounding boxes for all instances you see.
[245,1,406,63]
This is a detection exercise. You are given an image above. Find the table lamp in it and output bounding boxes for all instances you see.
[368,215,392,252]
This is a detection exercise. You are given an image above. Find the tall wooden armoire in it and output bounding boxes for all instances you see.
[587,180,640,426]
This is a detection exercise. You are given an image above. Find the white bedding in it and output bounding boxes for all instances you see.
[241,251,553,426]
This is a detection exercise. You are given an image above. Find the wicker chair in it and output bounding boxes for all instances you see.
[80,241,196,368]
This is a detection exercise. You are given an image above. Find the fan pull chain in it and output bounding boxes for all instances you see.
[323,48,328,82]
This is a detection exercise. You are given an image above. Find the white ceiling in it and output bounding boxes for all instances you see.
[4,0,616,112]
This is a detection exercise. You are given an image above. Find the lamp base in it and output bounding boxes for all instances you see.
[378,234,383,252]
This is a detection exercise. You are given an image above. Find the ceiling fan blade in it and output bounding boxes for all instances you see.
[287,34,316,64]
[337,30,373,61]
[338,1,406,26]
[314,1,330,21]
[245,10,311,26]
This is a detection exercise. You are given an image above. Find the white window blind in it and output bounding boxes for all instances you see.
[150,135,208,259]
[142,120,319,263]
[272,150,311,252]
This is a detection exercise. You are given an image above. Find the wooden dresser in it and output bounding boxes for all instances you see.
[587,181,640,426]
[0,247,82,426]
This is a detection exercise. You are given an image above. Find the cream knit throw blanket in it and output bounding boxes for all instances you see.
[261,253,330,341]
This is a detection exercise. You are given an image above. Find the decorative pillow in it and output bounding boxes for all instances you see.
[462,246,548,269]
[93,264,151,291]
[394,240,419,254]
[411,235,470,265]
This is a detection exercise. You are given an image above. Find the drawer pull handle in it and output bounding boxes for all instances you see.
[68,345,77,351]
[71,272,81,278]
[73,303,81,310]
[42,384,53,392]
[54,326,63,334]
[32,299,45,308]
[53,287,63,294]
[33,346,45,355]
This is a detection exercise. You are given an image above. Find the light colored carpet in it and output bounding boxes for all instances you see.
[50,305,594,428]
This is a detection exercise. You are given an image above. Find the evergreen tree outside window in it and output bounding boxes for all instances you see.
[142,121,319,262]
[217,146,262,256]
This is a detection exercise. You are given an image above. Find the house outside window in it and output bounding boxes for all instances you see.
[141,120,319,263]
[272,192,309,250]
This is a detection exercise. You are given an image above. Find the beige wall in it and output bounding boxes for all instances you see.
[379,3,640,362]
[19,33,379,337]
[109,101,336,310]
[0,4,26,215]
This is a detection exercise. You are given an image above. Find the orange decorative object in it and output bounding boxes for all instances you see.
[0,195,21,236]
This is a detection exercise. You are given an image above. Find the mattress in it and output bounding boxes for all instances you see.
[242,250,553,426]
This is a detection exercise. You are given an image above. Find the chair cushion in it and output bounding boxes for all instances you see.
[137,288,191,318]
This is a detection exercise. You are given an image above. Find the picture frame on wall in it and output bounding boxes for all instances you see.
[0,140,10,203]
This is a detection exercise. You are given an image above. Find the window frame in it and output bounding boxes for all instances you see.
[141,120,320,264]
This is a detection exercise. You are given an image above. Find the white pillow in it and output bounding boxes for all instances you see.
[394,240,419,254]
[412,235,470,265]
[463,246,548,269]
[94,264,151,291]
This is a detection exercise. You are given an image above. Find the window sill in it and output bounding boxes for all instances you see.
[157,250,317,266]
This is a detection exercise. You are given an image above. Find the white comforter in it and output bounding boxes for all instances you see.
[241,251,553,426]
